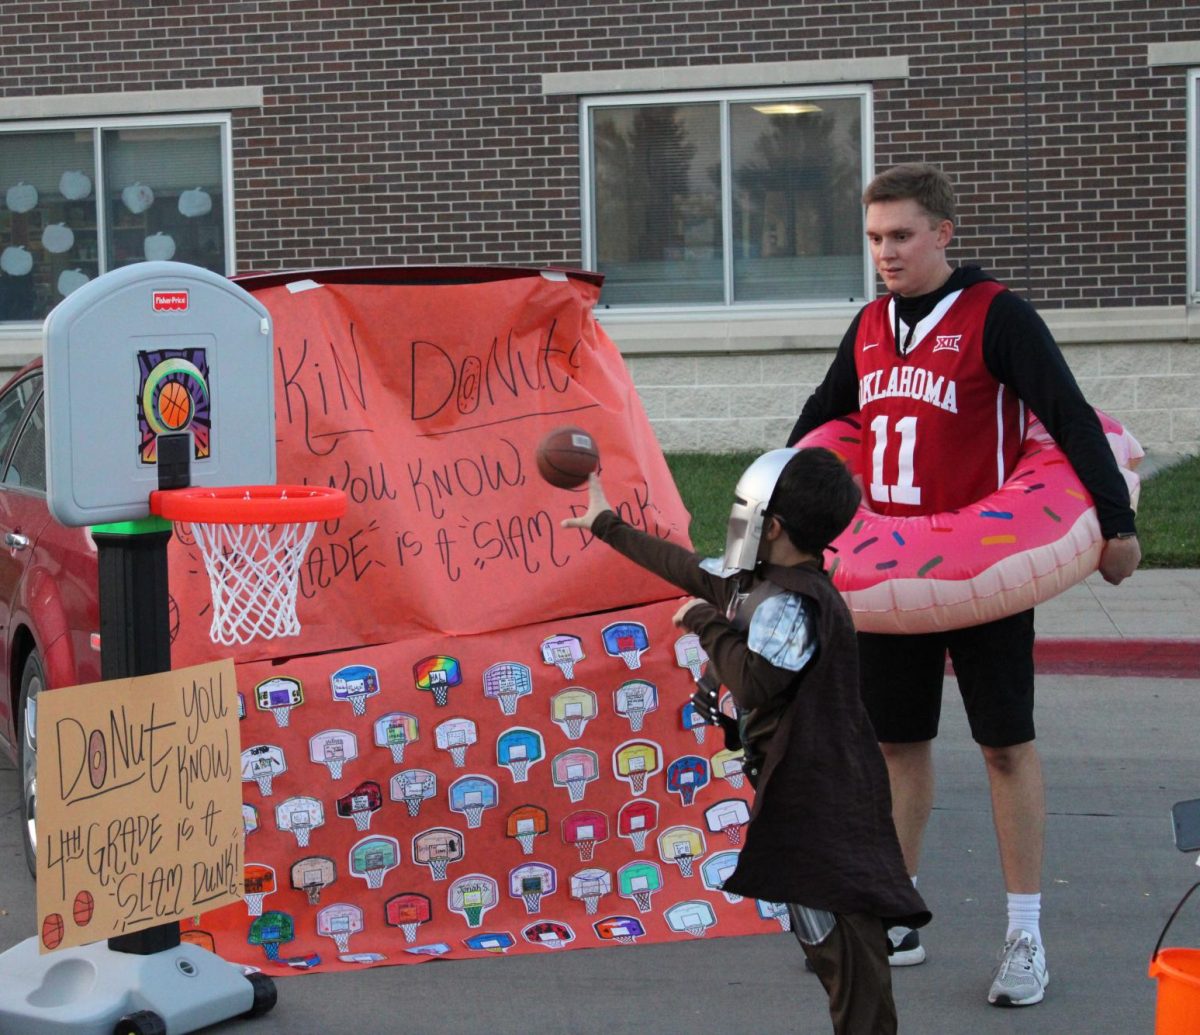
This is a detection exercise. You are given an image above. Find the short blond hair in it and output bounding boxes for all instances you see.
[863,163,955,224]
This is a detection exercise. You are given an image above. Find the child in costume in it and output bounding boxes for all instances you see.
[563,446,929,1035]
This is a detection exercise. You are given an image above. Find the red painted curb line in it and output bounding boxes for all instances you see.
[1033,638,1200,677]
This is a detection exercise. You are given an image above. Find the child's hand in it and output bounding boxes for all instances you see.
[672,598,705,627]
[560,473,613,531]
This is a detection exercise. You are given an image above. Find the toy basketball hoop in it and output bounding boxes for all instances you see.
[150,484,346,646]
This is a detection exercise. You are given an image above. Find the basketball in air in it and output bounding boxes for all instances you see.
[536,426,599,489]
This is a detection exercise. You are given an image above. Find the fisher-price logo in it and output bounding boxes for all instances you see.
[152,291,189,312]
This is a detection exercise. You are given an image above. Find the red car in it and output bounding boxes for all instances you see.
[0,358,101,874]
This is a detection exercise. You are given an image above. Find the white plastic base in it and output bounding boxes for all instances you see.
[0,937,261,1035]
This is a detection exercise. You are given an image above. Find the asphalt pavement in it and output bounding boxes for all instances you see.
[2,566,1198,1035]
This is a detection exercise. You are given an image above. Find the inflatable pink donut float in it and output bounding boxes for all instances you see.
[796,411,1143,633]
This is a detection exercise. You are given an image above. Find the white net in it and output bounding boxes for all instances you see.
[628,830,648,852]
[632,890,652,913]
[332,932,350,953]
[428,856,449,881]
[508,758,529,782]
[352,810,372,831]
[521,890,542,914]
[581,894,600,915]
[432,686,449,707]
[404,794,425,818]
[463,803,484,828]
[620,649,642,669]
[323,758,345,781]
[245,892,265,917]
[775,911,791,933]
[401,922,418,943]
[254,774,274,796]
[685,924,706,938]
[723,770,745,790]
[723,823,743,846]
[624,703,646,732]
[564,716,585,739]
[365,867,386,889]
[673,853,695,878]
[575,839,595,862]
[615,934,635,945]
[629,771,647,794]
[566,777,587,803]
[303,883,325,905]
[515,832,537,855]
[388,743,407,764]
[291,826,311,848]
[348,694,367,716]
[554,658,575,679]
[691,725,706,744]
[449,745,467,768]
[271,706,291,727]
[498,692,519,716]
[189,517,319,645]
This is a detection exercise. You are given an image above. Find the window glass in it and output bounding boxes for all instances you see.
[591,103,723,305]
[4,393,46,491]
[730,98,864,302]
[0,374,40,463]
[0,131,99,321]
[103,124,225,273]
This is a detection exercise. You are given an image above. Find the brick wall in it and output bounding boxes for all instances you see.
[2,0,1197,308]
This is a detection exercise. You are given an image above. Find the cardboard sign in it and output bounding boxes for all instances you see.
[35,659,243,952]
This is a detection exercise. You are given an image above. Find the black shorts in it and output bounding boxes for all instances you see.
[857,610,1036,749]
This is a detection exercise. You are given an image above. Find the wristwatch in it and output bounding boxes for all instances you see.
[1110,531,1138,540]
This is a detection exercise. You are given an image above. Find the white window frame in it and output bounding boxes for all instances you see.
[0,111,236,330]
[579,84,875,314]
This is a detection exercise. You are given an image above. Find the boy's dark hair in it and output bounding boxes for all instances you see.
[767,447,860,556]
[862,162,955,225]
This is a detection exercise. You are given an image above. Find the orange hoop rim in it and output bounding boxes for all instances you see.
[149,485,347,524]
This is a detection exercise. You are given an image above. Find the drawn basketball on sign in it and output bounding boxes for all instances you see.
[389,768,436,818]
[550,686,598,740]
[496,726,545,783]
[506,804,549,856]
[136,347,211,464]
[242,803,259,838]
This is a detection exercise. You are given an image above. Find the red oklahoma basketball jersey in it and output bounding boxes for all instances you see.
[854,280,1024,516]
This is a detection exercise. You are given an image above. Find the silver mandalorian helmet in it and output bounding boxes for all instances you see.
[699,448,796,578]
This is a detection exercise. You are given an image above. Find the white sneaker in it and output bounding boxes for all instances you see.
[987,930,1049,1006]
[888,926,926,966]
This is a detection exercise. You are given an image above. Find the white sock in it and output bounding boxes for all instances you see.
[1006,892,1042,946]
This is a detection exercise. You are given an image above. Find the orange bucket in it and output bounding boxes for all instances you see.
[1149,882,1200,1034]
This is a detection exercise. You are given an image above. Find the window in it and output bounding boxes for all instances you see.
[4,391,45,491]
[0,115,232,324]
[581,87,872,309]
[0,372,40,463]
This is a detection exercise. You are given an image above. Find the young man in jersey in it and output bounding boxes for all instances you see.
[786,163,1140,1007]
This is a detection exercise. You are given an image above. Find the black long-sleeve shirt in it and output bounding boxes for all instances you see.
[786,265,1136,538]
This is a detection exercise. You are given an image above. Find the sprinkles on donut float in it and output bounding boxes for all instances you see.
[797,410,1142,633]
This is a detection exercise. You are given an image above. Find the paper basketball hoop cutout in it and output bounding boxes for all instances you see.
[243,863,277,917]
[435,717,478,768]
[249,910,295,961]
[541,633,585,679]
[522,920,575,949]
[309,728,358,780]
[497,726,545,783]
[389,769,437,817]
[594,914,646,945]
[412,827,465,881]
[465,932,515,954]
[681,701,708,743]
[569,867,613,915]
[617,861,663,914]
[374,711,419,764]
[482,661,532,716]
[562,809,609,862]
[509,862,557,914]
[316,903,364,954]
[506,804,549,855]
[536,425,599,489]
[275,795,325,848]
[414,654,462,706]
[337,780,383,831]
[290,856,337,905]
[385,893,433,943]
[349,835,400,890]
[665,900,717,938]
[614,679,659,732]
[602,621,650,670]
[449,874,499,928]
[705,799,751,846]
[180,929,216,953]
[666,754,711,807]
[613,739,662,796]
[255,675,303,727]
[551,747,599,803]
[711,747,747,789]
[240,744,286,796]
[674,632,708,680]
[331,664,381,716]
[658,826,706,878]
[448,775,498,828]
[700,850,744,904]
[242,803,259,836]
[617,798,659,852]
[757,899,793,931]
[551,687,598,740]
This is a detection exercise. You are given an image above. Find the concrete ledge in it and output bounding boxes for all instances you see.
[0,86,264,121]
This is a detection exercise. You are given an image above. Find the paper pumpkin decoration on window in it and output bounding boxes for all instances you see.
[57,268,89,297]
[0,246,33,277]
[178,187,212,218]
[144,232,176,261]
[6,182,38,213]
[121,182,155,214]
[41,223,74,254]
[59,170,92,200]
